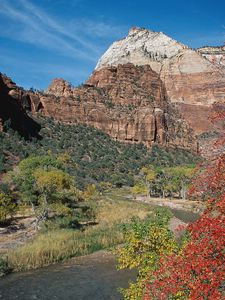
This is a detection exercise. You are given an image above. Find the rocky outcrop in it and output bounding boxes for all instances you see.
[0,64,195,149]
[95,27,225,136]
[0,73,41,138]
[46,78,74,98]
[197,46,225,66]
[96,27,188,73]
[36,64,195,148]
[1,27,224,153]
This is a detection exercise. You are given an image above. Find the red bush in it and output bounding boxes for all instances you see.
[144,113,225,300]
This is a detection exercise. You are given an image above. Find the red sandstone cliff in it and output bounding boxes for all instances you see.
[1,27,224,153]
[0,64,195,149]
[43,64,195,148]
[96,28,225,137]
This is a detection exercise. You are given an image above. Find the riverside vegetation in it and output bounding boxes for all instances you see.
[3,191,153,272]
[115,112,225,299]
[0,117,210,299]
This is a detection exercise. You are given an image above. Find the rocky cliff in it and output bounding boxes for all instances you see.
[197,46,225,67]
[0,64,194,148]
[40,63,195,148]
[1,27,224,152]
[96,27,225,136]
[0,73,40,138]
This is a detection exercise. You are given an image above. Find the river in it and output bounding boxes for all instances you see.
[0,209,199,300]
[0,251,137,300]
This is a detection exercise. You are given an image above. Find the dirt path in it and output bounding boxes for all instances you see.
[0,215,36,253]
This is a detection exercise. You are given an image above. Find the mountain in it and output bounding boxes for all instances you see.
[0,65,195,149]
[197,46,225,67]
[96,27,225,136]
[1,27,225,153]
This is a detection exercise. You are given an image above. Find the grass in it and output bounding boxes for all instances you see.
[6,191,152,272]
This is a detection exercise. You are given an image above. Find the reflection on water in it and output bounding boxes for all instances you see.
[0,251,137,300]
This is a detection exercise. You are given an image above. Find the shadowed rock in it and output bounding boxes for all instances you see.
[0,73,41,139]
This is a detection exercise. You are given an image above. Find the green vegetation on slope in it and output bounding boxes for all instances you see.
[0,117,200,189]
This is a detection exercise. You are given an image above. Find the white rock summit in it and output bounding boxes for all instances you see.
[94,26,225,136]
[96,27,188,73]
[95,26,219,75]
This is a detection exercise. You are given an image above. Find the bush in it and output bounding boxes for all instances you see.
[0,256,12,277]
[116,207,177,299]
[0,190,17,225]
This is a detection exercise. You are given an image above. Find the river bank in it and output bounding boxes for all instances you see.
[0,195,152,274]
[0,189,201,276]
[0,207,200,300]
[134,195,204,213]
[0,206,200,299]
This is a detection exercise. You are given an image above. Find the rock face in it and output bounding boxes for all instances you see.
[0,73,41,138]
[1,27,224,153]
[0,65,195,149]
[197,46,225,66]
[96,27,187,73]
[96,27,225,136]
[38,64,195,148]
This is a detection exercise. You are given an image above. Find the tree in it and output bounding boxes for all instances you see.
[144,112,225,300]
[6,155,84,228]
[8,155,64,205]
[0,190,17,224]
[131,181,148,199]
[141,166,157,196]
[146,166,194,199]
[33,169,74,224]
[116,208,177,300]
[165,166,194,199]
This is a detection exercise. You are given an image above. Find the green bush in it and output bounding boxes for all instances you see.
[0,117,200,189]
[0,256,12,277]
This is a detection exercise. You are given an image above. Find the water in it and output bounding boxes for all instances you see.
[170,208,199,223]
[0,251,137,300]
[0,210,199,300]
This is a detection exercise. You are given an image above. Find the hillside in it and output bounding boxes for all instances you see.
[0,117,199,188]
[0,27,224,156]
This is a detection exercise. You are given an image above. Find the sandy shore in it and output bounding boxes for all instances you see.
[135,196,205,213]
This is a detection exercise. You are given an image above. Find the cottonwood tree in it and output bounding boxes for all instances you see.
[7,155,83,228]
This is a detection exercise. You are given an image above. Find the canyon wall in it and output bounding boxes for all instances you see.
[1,27,225,153]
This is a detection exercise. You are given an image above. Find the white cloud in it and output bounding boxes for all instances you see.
[0,0,124,61]
[19,0,101,53]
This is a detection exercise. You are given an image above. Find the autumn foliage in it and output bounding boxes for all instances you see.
[144,113,225,300]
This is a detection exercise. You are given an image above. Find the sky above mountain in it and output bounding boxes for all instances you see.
[0,0,224,89]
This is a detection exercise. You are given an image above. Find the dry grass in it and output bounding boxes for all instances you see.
[6,190,152,271]
[97,197,151,224]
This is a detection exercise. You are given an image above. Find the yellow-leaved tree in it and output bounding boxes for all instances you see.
[115,207,178,300]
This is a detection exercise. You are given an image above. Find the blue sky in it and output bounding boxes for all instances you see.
[0,0,224,90]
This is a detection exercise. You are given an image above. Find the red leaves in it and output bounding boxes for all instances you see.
[175,223,186,232]
[145,184,225,299]
[144,112,225,299]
